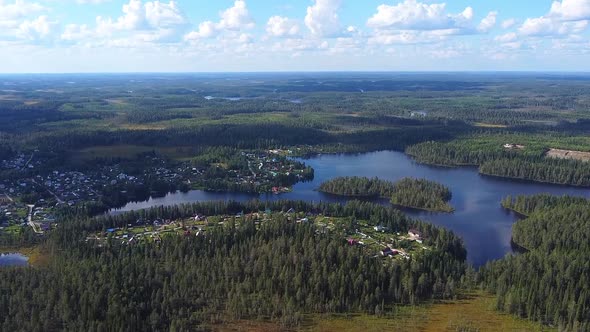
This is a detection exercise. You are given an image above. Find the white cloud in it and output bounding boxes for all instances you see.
[367,0,474,31]
[184,0,254,42]
[218,0,254,30]
[478,11,497,33]
[266,16,300,37]
[0,0,44,20]
[365,0,494,46]
[368,29,457,45]
[549,0,590,21]
[145,1,187,28]
[61,23,93,41]
[184,21,217,39]
[0,1,54,43]
[501,18,517,29]
[271,38,329,53]
[518,16,587,36]
[514,0,589,40]
[17,15,58,41]
[305,0,342,37]
[62,0,188,45]
[494,32,517,43]
[96,0,186,33]
[76,0,110,4]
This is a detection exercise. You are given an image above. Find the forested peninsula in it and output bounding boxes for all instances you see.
[480,194,590,331]
[406,140,590,187]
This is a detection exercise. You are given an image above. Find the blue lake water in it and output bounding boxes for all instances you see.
[0,253,29,267]
[110,151,590,266]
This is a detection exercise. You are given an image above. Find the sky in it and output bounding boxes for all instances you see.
[0,0,589,73]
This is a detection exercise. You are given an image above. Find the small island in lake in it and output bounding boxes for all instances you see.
[318,176,454,212]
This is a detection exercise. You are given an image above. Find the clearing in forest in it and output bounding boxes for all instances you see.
[546,148,590,162]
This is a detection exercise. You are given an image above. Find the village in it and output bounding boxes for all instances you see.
[0,193,57,235]
[85,209,430,262]
[0,149,314,237]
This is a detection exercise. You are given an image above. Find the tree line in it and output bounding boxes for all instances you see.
[479,194,590,331]
[407,141,590,187]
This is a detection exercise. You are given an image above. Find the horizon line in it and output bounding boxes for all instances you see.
[1,70,590,75]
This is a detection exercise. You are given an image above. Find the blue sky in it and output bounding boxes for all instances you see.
[0,0,589,72]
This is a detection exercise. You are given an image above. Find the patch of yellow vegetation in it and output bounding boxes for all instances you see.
[546,148,590,162]
[308,293,552,332]
[208,293,552,332]
[121,124,168,130]
[474,122,509,128]
[105,98,129,105]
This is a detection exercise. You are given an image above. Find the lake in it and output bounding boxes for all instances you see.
[110,151,590,266]
[0,253,29,267]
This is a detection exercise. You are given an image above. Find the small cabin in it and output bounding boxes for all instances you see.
[408,229,423,239]
[374,225,387,232]
[380,247,393,256]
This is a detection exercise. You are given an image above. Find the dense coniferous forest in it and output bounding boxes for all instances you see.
[318,177,453,212]
[0,201,467,330]
[318,176,396,197]
[389,178,453,212]
[480,194,590,331]
[407,140,590,187]
[480,158,590,187]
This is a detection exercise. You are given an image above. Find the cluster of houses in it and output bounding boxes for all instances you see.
[0,152,40,171]
[0,156,190,209]
[0,194,56,234]
[88,208,318,246]
[379,229,424,258]
[191,151,312,193]
[0,195,26,230]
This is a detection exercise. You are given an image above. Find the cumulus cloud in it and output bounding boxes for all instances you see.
[367,0,474,31]
[305,0,342,37]
[61,23,93,41]
[96,0,187,34]
[60,0,189,45]
[76,0,110,4]
[519,15,588,36]
[514,0,589,40]
[549,0,590,21]
[501,18,517,29]
[266,16,300,37]
[0,0,44,20]
[494,32,517,43]
[0,0,56,43]
[478,11,497,33]
[184,0,254,42]
[17,15,58,41]
[218,0,254,30]
[365,0,497,47]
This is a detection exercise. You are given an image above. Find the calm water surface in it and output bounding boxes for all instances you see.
[0,253,29,267]
[110,151,590,266]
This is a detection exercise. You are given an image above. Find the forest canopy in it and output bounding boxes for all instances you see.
[318,177,453,212]
[480,194,590,331]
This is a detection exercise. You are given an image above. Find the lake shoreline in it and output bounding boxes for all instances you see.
[106,150,590,267]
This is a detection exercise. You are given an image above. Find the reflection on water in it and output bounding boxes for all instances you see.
[110,151,590,266]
